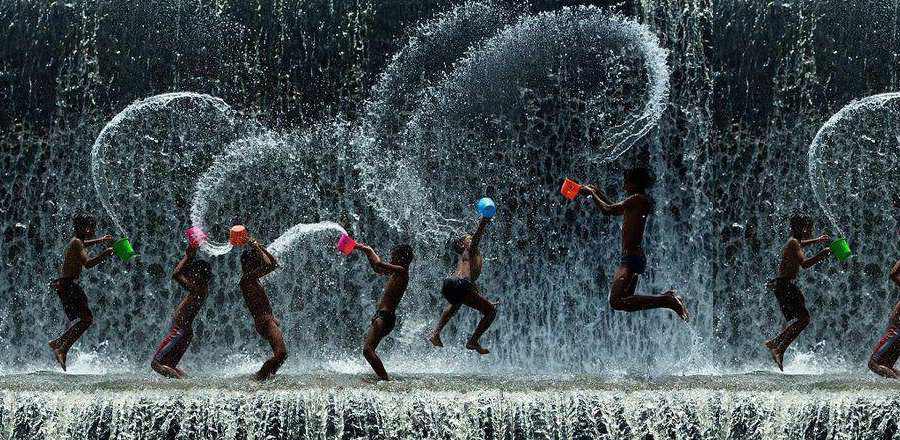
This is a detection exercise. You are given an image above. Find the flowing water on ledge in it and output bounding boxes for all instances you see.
[3,373,900,439]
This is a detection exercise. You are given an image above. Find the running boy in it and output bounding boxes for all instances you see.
[239,237,287,381]
[354,242,414,381]
[868,257,900,378]
[763,215,832,371]
[430,216,499,354]
[48,212,115,371]
[151,244,212,379]
[579,168,689,320]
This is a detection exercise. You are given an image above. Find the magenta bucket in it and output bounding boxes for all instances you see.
[337,233,356,256]
[185,226,208,248]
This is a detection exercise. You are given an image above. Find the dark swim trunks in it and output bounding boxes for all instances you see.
[442,277,475,305]
[51,277,90,322]
[153,325,193,367]
[372,309,396,337]
[768,277,808,321]
[872,321,900,367]
[621,255,647,274]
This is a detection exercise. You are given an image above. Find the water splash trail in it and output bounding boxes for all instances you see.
[808,92,900,243]
[91,92,255,238]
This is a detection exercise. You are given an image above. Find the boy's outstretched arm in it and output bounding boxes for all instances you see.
[470,217,491,249]
[580,185,625,216]
[83,235,114,247]
[79,240,114,268]
[356,244,405,275]
[800,234,830,247]
[793,240,831,269]
[252,239,279,277]
[891,260,900,286]
[172,245,199,291]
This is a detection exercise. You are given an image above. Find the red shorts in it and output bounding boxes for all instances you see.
[872,324,900,367]
[152,325,192,367]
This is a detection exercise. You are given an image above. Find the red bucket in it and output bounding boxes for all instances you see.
[229,225,249,246]
[560,178,581,201]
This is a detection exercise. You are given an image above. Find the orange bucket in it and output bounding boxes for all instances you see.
[229,225,249,246]
[560,178,581,201]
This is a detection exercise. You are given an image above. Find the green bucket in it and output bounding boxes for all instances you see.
[830,238,851,261]
[113,238,137,261]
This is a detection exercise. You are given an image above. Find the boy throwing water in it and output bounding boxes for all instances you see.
[354,242,414,381]
[764,215,832,371]
[430,216,499,354]
[240,237,287,381]
[579,168,689,321]
[869,257,900,378]
[151,244,212,379]
[49,212,115,371]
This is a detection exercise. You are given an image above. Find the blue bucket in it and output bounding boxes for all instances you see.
[476,197,496,218]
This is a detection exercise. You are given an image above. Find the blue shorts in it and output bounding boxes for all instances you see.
[621,255,646,274]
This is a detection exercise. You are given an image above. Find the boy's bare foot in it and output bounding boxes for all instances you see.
[466,341,490,355]
[429,333,443,347]
[376,374,391,382]
[763,341,784,371]
[664,290,689,321]
[48,341,67,371]
[151,361,184,379]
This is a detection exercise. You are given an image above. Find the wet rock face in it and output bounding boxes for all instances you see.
[3,387,900,440]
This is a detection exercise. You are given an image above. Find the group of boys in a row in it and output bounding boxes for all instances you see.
[49,167,900,380]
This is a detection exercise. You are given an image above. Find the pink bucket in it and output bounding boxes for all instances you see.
[337,233,356,256]
[184,226,208,248]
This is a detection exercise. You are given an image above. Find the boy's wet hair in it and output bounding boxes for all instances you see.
[624,167,655,191]
[789,215,812,238]
[72,212,96,231]
[188,259,213,282]
[390,244,414,266]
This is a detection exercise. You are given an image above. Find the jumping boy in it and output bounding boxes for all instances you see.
[579,167,689,321]
[239,237,287,381]
[354,242,414,381]
[48,212,115,371]
[868,257,900,378]
[429,216,499,354]
[763,215,832,371]
[151,243,212,379]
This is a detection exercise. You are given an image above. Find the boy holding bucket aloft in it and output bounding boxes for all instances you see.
[151,243,212,379]
[430,210,500,355]
[868,257,900,378]
[48,212,115,371]
[239,235,287,381]
[763,215,832,371]
[578,168,689,321]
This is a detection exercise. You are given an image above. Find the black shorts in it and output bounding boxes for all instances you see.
[621,255,647,274]
[52,277,91,322]
[372,309,396,337]
[769,278,807,321]
[442,277,475,305]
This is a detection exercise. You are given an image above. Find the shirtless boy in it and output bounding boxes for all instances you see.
[868,257,900,378]
[239,238,287,381]
[430,216,499,354]
[151,244,212,379]
[354,242,414,381]
[579,167,689,320]
[764,215,832,371]
[48,212,115,371]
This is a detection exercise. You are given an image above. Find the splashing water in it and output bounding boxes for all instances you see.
[808,92,900,258]
[90,92,261,245]
[357,5,670,244]
[189,123,352,260]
